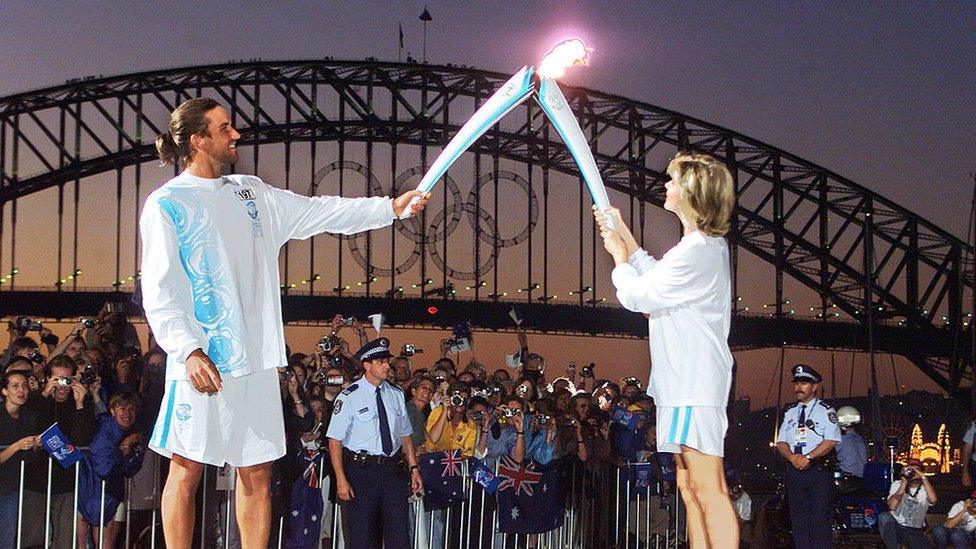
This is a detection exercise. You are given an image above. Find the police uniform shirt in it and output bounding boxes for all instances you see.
[325,376,413,455]
[777,398,842,455]
[837,430,868,476]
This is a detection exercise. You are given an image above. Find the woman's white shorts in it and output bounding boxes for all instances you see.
[656,405,727,458]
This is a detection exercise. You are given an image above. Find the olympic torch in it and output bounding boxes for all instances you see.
[534,39,615,229]
[402,38,615,229]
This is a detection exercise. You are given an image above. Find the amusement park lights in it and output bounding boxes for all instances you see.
[401,38,615,229]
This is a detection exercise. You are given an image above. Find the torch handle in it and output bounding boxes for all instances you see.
[536,78,615,230]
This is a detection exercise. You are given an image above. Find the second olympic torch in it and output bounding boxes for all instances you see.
[402,38,615,229]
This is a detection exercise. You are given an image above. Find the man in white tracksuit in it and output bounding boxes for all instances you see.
[141,97,428,549]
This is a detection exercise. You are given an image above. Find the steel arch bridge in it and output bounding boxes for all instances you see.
[0,60,971,396]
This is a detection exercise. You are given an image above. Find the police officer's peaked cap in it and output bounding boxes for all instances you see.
[355,338,393,363]
[791,364,822,383]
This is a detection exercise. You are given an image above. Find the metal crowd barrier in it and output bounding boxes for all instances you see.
[7,450,685,548]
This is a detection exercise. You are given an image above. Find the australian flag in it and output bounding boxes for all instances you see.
[496,457,564,534]
[284,447,325,549]
[419,449,467,511]
[40,422,83,469]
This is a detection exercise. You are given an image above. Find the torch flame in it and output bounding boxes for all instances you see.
[537,38,592,79]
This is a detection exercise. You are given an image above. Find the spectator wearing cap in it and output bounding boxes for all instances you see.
[775,364,842,549]
[325,338,423,549]
[933,489,976,549]
[879,458,936,549]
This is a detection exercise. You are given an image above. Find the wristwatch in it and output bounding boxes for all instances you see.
[409,464,419,472]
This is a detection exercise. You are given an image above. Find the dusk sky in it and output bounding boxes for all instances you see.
[2,2,973,405]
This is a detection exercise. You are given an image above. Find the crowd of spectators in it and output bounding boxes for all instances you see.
[13,305,976,548]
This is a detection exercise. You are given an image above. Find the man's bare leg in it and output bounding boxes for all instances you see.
[236,462,272,549]
[162,453,204,549]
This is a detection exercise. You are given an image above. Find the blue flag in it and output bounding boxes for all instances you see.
[496,457,564,534]
[419,449,467,511]
[611,406,639,430]
[40,422,83,469]
[471,457,503,494]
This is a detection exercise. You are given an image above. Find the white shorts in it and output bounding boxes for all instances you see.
[656,406,727,457]
[149,367,285,467]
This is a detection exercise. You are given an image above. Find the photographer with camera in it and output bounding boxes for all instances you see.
[77,390,145,549]
[23,354,97,547]
[878,458,936,549]
[485,397,527,464]
[525,398,558,465]
[425,382,477,457]
[933,489,976,548]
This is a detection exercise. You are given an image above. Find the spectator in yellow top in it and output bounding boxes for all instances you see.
[425,382,477,457]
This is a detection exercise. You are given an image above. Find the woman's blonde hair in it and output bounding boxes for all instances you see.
[666,151,736,237]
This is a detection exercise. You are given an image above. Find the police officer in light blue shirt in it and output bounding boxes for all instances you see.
[835,406,868,478]
[326,338,423,549]
[776,364,842,549]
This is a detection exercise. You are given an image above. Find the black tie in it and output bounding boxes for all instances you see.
[794,404,807,454]
[376,387,393,455]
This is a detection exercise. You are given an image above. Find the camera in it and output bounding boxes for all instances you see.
[341,317,355,327]
[504,408,519,418]
[449,393,466,407]
[80,317,97,329]
[317,333,341,353]
[580,363,595,379]
[471,411,485,422]
[434,375,446,384]
[56,377,73,387]
[536,414,551,426]
[28,350,45,363]
[280,370,295,381]
[79,361,97,385]
[15,318,43,332]
[901,468,915,479]
[105,301,126,314]
[402,344,423,357]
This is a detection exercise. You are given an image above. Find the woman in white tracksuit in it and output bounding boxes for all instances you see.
[595,151,738,548]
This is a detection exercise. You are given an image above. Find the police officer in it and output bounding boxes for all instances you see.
[776,364,842,549]
[326,338,423,548]
[836,406,868,485]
